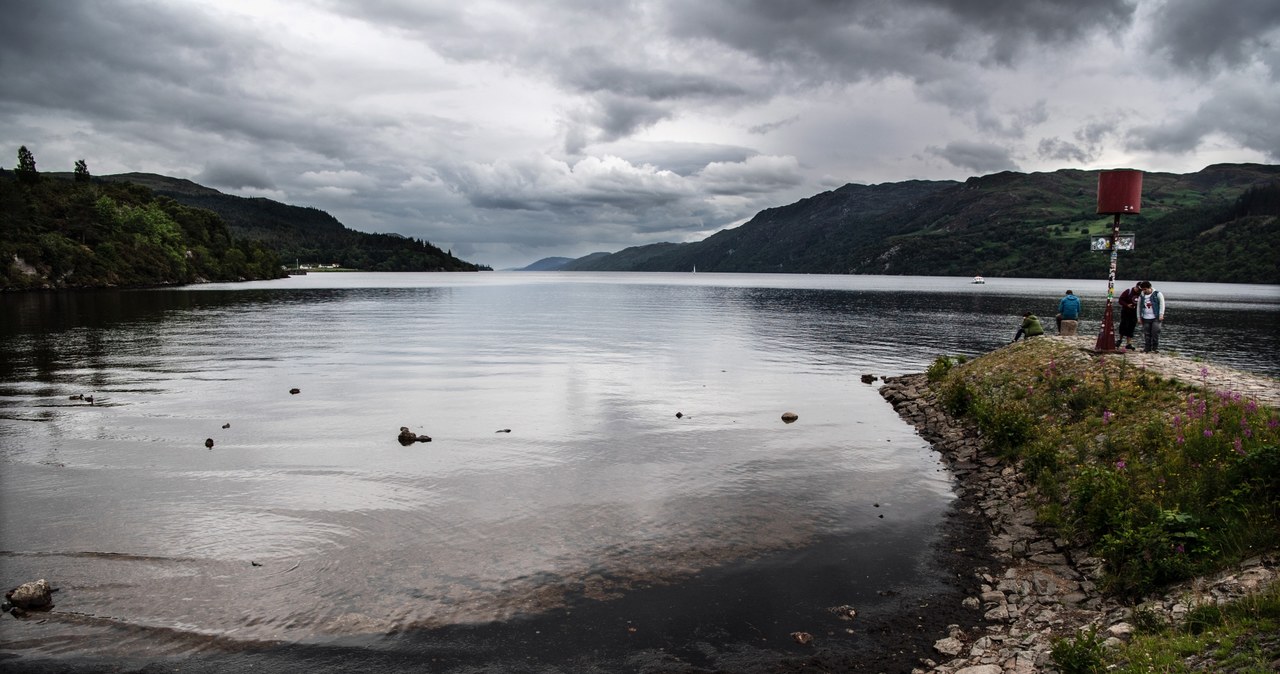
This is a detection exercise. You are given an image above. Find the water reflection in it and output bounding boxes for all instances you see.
[0,273,1276,667]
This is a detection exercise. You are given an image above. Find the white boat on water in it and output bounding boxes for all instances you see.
[972,275,985,284]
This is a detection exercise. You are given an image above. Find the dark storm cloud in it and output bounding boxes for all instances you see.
[0,3,257,123]
[926,141,1020,173]
[665,0,1136,80]
[1127,87,1280,159]
[1036,118,1122,164]
[0,2,371,163]
[1146,0,1280,77]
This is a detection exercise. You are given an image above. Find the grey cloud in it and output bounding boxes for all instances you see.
[1146,0,1280,77]
[666,0,1135,79]
[197,162,276,190]
[449,155,693,212]
[0,1,371,166]
[592,141,758,176]
[1036,137,1093,164]
[749,116,801,135]
[921,0,1137,65]
[563,60,749,101]
[696,155,805,195]
[594,95,675,141]
[926,141,1020,173]
[1127,87,1280,159]
[1036,117,1121,164]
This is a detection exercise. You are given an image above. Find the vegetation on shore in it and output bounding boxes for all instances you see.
[1052,582,1280,673]
[2,149,283,290]
[928,339,1279,672]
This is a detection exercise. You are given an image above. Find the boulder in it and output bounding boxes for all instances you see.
[398,427,432,445]
[6,579,53,609]
[780,412,798,423]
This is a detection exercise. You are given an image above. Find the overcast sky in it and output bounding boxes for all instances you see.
[2,1,1277,269]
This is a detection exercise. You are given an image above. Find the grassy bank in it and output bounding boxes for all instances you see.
[928,339,1280,671]
[930,338,1279,597]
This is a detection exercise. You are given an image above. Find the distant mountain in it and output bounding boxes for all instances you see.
[564,164,1280,283]
[99,173,489,272]
[517,256,575,271]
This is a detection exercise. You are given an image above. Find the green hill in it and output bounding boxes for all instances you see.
[1,168,283,290]
[99,173,488,272]
[567,164,1280,283]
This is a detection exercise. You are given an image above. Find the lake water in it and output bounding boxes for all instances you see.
[2,272,1277,672]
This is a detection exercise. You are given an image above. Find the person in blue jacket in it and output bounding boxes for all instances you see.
[1056,289,1082,335]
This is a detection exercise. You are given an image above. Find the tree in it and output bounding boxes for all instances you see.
[16,145,39,184]
[74,159,90,182]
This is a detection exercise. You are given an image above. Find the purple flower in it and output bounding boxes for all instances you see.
[1176,434,1185,445]
[1233,438,1245,456]
[1175,544,1185,554]
[1203,429,1214,438]
[1115,460,1126,470]
[1173,414,1182,428]
[1200,366,1210,379]
[1103,410,1113,425]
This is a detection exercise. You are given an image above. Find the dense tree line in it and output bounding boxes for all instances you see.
[125,178,489,272]
[1,148,283,290]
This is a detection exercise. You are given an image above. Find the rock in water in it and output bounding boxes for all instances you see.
[6,579,53,609]
[398,427,432,445]
[781,412,798,423]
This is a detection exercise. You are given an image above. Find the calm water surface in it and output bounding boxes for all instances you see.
[1,273,1277,671]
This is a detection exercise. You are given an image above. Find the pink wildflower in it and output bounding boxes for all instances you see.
[1102,410,1113,425]
[1203,429,1214,438]
[1233,438,1244,456]
[1115,460,1126,470]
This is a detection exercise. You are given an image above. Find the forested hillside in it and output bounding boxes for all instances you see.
[564,164,1280,283]
[1,154,283,291]
[102,173,487,272]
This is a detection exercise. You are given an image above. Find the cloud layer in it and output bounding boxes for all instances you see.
[2,0,1276,268]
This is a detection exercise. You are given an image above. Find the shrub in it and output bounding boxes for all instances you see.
[1050,626,1106,674]
[927,354,964,382]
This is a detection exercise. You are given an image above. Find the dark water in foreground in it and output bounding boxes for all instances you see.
[1,273,1277,672]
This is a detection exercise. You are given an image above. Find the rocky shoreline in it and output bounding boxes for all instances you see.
[880,371,1279,674]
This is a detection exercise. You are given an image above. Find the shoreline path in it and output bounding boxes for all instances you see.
[880,336,1279,674]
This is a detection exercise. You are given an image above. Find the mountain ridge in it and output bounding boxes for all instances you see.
[557,163,1280,283]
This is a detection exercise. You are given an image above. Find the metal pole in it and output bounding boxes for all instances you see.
[1095,214,1121,351]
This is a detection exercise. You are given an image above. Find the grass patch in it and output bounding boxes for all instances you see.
[933,338,1280,598]
[1105,583,1280,673]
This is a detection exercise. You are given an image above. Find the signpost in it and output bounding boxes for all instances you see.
[1093,170,1143,352]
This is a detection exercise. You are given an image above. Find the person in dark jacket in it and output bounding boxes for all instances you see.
[1117,282,1141,350]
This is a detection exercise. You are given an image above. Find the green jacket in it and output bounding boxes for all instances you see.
[1022,314,1045,337]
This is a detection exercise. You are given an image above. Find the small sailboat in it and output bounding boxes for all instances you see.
[972,275,985,284]
[692,265,697,273]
